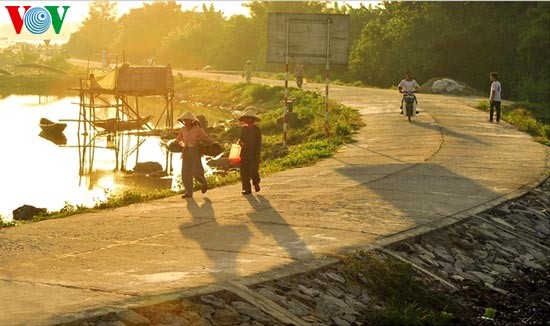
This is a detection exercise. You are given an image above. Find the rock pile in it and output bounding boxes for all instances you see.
[12,204,47,221]
[420,77,480,96]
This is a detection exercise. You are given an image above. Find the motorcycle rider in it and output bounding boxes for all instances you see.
[398,71,420,114]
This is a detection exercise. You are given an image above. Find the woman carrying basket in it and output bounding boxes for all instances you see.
[176,111,215,198]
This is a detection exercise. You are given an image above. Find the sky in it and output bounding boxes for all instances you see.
[0,1,380,43]
[61,1,380,21]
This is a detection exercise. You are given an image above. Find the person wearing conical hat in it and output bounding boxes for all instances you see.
[238,107,262,195]
[176,111,215,198]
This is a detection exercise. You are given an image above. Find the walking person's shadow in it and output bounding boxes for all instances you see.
[179,198,252,281]
[244,195,314,261]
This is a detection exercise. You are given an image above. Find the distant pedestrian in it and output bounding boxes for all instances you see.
[489,72,502,123]
[242,60,253,83]
[238,108,262,195]
[176,111,215,198]
[294,63,305,88]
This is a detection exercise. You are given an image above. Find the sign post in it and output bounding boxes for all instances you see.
[324,17,331,136]
[284,18,289,146]
[267,13,349,144]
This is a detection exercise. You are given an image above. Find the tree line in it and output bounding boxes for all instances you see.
[65,1,549,103]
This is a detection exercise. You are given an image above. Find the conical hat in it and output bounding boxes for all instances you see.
[239,108,260,121]
[177,111,198,122]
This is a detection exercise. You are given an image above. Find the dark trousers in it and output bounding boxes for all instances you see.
[490,101,501,122]
[240,157,260,192]
[181,147,206,195]
[296,76,303,88]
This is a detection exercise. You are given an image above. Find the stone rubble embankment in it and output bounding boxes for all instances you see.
[69,179,549,326]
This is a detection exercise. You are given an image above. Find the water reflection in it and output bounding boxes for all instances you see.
[38,130,67,145]
[38,95,59,105]
[0,95,189,221]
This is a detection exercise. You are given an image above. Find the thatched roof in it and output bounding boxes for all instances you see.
[95,64,174,96]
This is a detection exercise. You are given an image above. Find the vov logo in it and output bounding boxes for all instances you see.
[5,5,70,34]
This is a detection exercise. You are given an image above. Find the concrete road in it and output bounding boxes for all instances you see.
[0,71,548,325]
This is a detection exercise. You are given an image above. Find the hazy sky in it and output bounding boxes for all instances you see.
[69,1,381,21]
[0,1,380,43]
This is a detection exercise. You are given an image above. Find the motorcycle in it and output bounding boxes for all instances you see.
[401,91,417,123]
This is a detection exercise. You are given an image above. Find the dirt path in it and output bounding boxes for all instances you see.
[0,70,547,325]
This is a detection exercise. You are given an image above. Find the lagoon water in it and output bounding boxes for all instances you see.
[0,95,185,221]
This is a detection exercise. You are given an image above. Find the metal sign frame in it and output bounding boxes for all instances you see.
[267,13,349,144]
[267,13,349,65]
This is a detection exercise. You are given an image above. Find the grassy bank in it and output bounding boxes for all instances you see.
[2,77,362,226]
[475,101,550,145]
[0,72,84,96]
[28,189,175,224]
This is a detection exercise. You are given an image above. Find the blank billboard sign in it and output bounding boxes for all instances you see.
[267,13,349,65]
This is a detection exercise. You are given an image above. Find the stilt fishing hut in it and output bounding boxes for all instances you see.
[74,63,175,174]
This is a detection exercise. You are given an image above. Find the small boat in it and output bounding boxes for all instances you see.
[92,115,152,132]
[39,118,67,133]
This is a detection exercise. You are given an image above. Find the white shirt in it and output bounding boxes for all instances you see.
[398,79,420,93]
[490,81,502,101]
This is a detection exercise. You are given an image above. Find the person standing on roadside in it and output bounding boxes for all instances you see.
[242,60,253,84]
[238,108,262,195]
[176,111,215,198]
[489,72,502,123]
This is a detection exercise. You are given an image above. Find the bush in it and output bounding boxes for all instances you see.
[516,76,550,104]
[0,217,16,228]
[512,101,550,123]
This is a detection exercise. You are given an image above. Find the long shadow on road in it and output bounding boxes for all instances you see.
[179,198,252,280]
[413,121,490,146]
[244,194,315,261]
[334,163,500,231]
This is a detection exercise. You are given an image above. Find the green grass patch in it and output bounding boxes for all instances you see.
[26,189,177,223]
[475,100,550,146]
[261,138,343,174]
[205,171,241,189]
[342,251,461,325]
